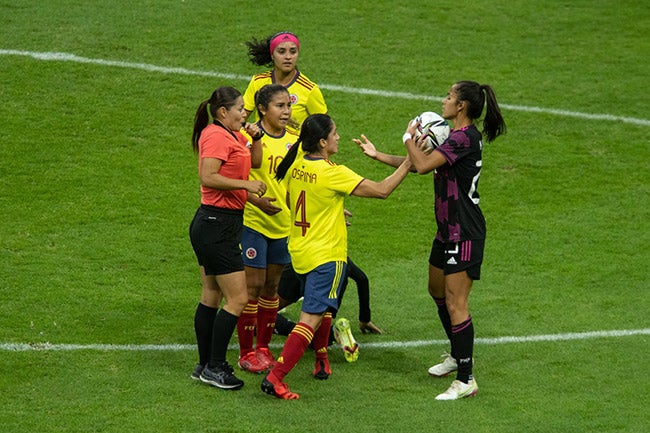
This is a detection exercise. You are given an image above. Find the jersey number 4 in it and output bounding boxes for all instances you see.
[294,190,311,236]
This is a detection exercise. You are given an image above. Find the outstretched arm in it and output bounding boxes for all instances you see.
[351,157,412,199]
[353,135,410,168]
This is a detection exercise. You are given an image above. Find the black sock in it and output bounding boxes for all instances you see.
[451,316,474,383]
[194,303,218,366]
[434,297,453,354]
[274,313,297,336]
[208,308,239,368]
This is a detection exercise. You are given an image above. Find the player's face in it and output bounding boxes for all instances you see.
[260,92,292,133]
[221,96,246,130]
[272,42,299,74]
[322,121,340,156]
[441,85,461,120]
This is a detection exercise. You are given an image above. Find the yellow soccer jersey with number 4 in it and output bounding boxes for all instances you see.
[244,129,299,238]
[282,155,364,274]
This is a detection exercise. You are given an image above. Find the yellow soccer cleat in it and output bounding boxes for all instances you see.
[334,318,359,362]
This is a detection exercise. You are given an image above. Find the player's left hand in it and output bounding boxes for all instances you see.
[359,321,384,334]
[352,135,378,159]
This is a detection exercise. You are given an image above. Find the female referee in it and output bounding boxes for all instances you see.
[261,114,412,400]
[243,31,327,134]
[237,84,299,374]
[189,86,266,390]
[355,80,506,400]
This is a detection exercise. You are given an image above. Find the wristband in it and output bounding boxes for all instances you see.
[402,132,412,144]
[252,130,265,140]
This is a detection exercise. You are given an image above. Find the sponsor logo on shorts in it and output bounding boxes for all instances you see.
[447,257,457,265]
[246,248,257,259]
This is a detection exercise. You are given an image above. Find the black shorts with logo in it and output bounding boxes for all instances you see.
[189,205,244,276]
[428,238,484,280]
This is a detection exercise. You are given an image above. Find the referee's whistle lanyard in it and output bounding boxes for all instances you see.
[213,120,238,141]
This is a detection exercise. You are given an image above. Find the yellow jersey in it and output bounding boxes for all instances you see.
[243,70,327,134]
[244,128,299,238]
[282,155,364,274]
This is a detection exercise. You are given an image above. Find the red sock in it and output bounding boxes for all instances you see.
[237,299,258,357]
[272,322,314,381]
[256,296,279,350]
[312,313,332,360]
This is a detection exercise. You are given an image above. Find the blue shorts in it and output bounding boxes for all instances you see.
[429,239,484,280]
[298,261,347,314]
[241,226,290,269]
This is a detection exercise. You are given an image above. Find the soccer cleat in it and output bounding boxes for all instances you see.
[238,351,268,374]
[256,347,276,370]
[261,373,300,400]
[190,363,204,381]
[435,379,478,400]
[334,318,359,362]
[312,358,332,380]
[428,353,458,377]
[199,362,244,390]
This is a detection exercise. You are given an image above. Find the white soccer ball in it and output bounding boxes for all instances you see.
[414,111,449,150]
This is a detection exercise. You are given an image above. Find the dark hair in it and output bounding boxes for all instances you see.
[246,31,298,67]
[454,80,506,143]
[255,84,289,120]
[275,114,333,181]
[191,86,241,153]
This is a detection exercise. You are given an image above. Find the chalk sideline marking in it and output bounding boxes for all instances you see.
[2,49,649,127]
[2,328,648,352]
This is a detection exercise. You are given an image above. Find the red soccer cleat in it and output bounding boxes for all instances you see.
[261,372,299,400]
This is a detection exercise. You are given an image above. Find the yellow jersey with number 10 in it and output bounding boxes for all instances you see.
[243,128,298,238]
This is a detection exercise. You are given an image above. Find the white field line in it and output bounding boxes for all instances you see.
[2,49,649,127]
[1,328,648,352]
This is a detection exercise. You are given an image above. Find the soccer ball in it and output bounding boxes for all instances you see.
[414,111,449,150]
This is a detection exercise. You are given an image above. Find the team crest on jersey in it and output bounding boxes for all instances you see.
[246,247,257,259]
[286,142,293,150]
[290,93,298,105]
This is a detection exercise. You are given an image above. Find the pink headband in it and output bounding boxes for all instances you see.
[269,32,300,55]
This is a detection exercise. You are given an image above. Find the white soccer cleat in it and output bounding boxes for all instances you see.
[428,353,458,377]
[435,379,478,400]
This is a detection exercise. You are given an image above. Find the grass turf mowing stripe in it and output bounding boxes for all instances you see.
[2,328,648,352]
[2,49,649,127]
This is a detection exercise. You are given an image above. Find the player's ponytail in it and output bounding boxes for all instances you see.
[275,140,301,181]
[192,99,210,153]
[275,113,333,181]
[480,85,506,143]
[455,81,506,143]
[246,35,273,67]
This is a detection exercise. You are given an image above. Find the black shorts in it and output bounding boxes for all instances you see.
[277,263,303,303]
[189,205,244,276]
[429,238,484,280]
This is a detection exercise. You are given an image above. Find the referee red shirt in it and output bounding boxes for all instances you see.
[198,123,251,210]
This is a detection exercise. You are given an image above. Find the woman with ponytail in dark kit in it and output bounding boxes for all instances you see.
[356,81,506,400]
[188,86,266,390]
